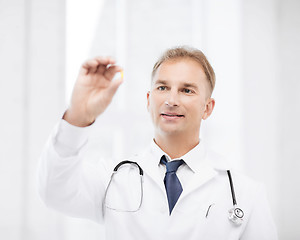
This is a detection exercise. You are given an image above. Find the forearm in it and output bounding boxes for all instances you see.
[38,56,122,223]
[37,120,106,223]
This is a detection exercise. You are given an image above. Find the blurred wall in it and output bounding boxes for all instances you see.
[242,1,300,239]
[277,0,300,238]
[0,0,66,239]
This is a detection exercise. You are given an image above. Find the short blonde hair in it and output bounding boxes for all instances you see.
[152,46,216,95]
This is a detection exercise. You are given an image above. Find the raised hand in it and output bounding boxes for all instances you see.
[64,56,123,127]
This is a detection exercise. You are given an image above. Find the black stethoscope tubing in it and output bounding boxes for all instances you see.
[114,162,237,205]
[114,160,144,175]
[227,170,237,206]
[109,160,244,224]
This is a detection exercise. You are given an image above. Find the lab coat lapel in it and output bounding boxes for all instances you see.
[135,148,166,194]
[178,143,229,202]
[179,166,218,201]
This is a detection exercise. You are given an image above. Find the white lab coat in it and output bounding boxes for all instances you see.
[38,122,277,240]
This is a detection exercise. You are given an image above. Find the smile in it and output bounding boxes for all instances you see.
[161,113,185,119]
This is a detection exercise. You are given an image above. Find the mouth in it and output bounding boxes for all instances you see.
[161,113,185,118]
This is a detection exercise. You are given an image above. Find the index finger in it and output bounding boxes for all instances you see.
[94,56,116,66]
[94,56,117,75]
[80,59,99,75]
[80,56,117,75]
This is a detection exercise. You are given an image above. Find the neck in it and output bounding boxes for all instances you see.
[154,133,200,159]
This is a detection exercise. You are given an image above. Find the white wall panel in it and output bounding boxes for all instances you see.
[0,0,66,239]
[0,1,26,237]
[242,0,281,235]
[278,0,300,238]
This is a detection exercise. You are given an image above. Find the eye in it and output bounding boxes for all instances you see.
[183,88,193,94]
[158,86,166,91]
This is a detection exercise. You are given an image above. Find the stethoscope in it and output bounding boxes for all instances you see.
[104,160,244,226]
[226,170,244,225]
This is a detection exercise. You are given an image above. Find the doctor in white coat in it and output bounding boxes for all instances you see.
[38,46,277,240]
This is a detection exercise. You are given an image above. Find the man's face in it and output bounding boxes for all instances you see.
[147,58,215,139]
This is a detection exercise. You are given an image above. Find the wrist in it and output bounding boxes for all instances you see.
[62,109,95,127]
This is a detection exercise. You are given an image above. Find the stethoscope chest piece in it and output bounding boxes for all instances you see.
[228,205,244,225]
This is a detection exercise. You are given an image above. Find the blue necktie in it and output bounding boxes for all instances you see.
[160,155,184,215]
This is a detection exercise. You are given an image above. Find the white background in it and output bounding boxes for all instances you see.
[0,0,299,239]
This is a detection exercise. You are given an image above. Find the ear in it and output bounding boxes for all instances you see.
[147,91,150,111]
[202,98,215,120]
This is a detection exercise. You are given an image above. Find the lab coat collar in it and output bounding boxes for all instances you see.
[136,139,207,195]
[136,143,166,194]
[148,138,230,172]
[173,141,232,203]
[150,139,203,172]
[207,149,232,171]
[149,138,209,173]
[136,139,232,200]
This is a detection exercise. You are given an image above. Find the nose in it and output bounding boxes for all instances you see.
[165,90,179,107]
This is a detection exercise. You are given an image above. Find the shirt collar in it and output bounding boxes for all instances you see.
[149,139,211,173]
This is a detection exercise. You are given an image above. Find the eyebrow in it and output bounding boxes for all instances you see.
[182,83,198,90]
[154,80,167,85]
[154,80,199,90]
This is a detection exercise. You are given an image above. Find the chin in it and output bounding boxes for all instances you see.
[158,127,183,136]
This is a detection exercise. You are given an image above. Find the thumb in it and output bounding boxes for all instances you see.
[107,78,124,97]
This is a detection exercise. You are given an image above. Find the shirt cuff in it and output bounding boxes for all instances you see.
[53,119,92,157]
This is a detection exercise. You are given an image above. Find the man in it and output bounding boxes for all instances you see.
[38,46,277,239]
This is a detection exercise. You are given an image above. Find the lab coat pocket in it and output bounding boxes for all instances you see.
[203,202,243,239]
